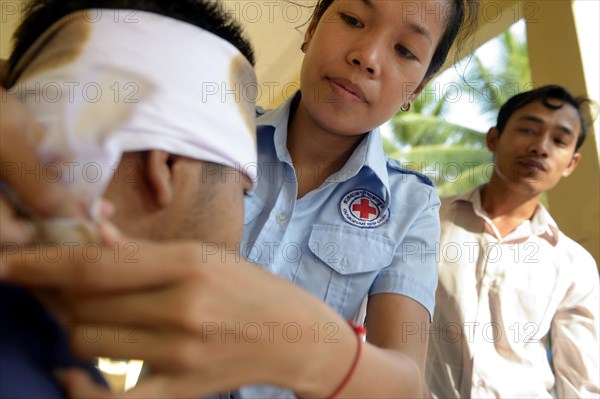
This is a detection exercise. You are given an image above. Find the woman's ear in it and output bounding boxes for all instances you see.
[302,12,321,53]
[145,150,174,208]
[402,76,433,109]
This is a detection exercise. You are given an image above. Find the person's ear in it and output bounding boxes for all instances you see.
[486,127,499,152]
[302,12,321,53]
[562,152,581,177]
[402,76,433,110]
[145,150,173,208]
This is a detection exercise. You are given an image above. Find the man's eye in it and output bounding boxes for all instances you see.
[554,138,568,147]
[340,13,363,28]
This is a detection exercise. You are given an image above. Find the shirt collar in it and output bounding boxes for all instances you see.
[257,92,391,204]
[451,185,559,243]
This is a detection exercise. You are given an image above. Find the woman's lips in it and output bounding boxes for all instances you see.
[327,77,368,103]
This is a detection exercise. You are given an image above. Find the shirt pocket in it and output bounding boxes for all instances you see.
[506,273,557,326]
[305,224,395,318]
[493,261,559,342]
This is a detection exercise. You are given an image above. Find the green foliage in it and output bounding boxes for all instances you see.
[390,113,486,148]
[391,145,493,196]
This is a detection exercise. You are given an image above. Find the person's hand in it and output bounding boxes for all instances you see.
[0,86,89,245]
[1,222,357,398]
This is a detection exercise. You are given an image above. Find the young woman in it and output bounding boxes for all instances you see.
[239,1,478,397]
[1,0,479,397]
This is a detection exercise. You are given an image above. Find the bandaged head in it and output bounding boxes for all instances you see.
[8,9,258,214]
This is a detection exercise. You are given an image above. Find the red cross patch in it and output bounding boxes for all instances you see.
[340,189,389,228]
[352,198,378,220]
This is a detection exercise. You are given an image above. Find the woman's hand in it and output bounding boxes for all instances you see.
[1,222,357,398]
[0,85,88,246]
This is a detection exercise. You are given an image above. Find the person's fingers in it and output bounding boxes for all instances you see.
[69,323,209,374]
[69,323,160,361]
[0,136,87,219]
[63,289,182,328]
[97,199,116,219]
[0,236,202,292]
[58,368,121,399]
[0,87,87,218]
[123,366,263,399]
[0,194,36,244]
[121,374,213,399]
[66,365,265,399]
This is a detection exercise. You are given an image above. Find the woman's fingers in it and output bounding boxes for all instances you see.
[59,368,121,399]
[61,364,258,399]
[0,194,36,245]
[0,88,87,219]
[68,322,217,375]
[64,285,196,329]
[0,237,203,291]
[69,323,164,363]
[122,373,235,399]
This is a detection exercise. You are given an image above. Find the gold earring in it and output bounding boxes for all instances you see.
[401,103,411,112]
[301,42,307,53]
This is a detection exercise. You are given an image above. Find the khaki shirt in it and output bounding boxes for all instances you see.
[426,186,599,398]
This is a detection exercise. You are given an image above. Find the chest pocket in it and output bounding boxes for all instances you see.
[500,258,559,328]
[305,224,395,318]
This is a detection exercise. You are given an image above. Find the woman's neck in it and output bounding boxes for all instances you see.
[287,96,366,198]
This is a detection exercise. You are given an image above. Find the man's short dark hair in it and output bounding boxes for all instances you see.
[495,85,592,151]
[8,0,254,74]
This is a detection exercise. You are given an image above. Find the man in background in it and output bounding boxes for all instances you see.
[427,85,599,398]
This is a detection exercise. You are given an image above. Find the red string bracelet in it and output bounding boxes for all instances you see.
[326,321,367,399]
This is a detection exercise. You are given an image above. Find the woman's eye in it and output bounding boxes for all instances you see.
[340,13,363,28]
[395,45,417,60]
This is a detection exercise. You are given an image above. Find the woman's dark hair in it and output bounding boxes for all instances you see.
[496,85,593,151]
[8,0,255,74]
[311,0,479,80]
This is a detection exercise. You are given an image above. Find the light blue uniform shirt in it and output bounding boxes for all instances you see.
[235,96,440,399]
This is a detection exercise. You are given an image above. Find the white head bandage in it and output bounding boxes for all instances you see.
[8,9,257,208]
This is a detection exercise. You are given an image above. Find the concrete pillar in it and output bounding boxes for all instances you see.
[525,0,600,264]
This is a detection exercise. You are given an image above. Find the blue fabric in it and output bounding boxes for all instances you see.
[238,95,440,398]
[0,284,106,398]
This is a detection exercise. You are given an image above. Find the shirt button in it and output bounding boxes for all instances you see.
[340,258,348,271]
[276,213,288,224]
[489,280,499,291]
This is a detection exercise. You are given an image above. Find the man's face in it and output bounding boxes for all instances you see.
[104,155,245,246]
[488,99,581,195]
[13,12,255,248]
[151,160,245,244]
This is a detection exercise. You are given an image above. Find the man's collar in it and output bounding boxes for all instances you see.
[451,185,559,243]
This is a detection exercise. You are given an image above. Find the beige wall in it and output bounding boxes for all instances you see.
[0,0,26,59]
[525,0,599,264]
